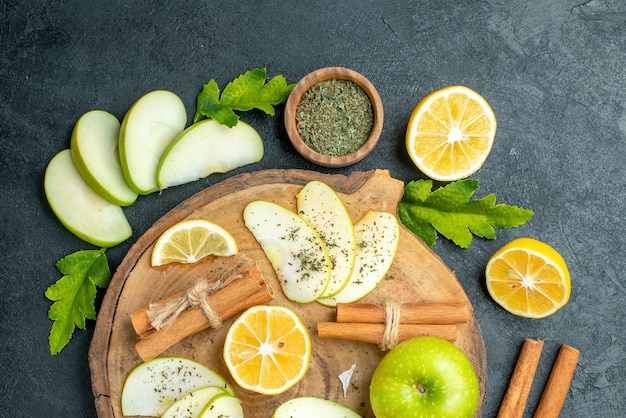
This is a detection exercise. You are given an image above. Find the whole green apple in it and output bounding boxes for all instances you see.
[369,336,479,418]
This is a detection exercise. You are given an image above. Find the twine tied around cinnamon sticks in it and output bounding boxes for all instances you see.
[318,301,470,350]
[147,268,243,332]
[380,301,402,350]
[130,258,274,362]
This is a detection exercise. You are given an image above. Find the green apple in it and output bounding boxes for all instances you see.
[121,356,234,417]
[119,90,187,194]
[162,386,228,418]
[369,336,479,418]
[318,210,399,307]
[273,396,361,418]
[44,149,132,247]
[157,119,264,190]
[243,200,331,303]
[198,393,244,418]
[70,110,138,206]
[296,181,356,298]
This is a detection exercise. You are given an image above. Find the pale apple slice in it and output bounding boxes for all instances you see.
[119,90,187,194]
[44,149,132,247]
[162,386,228,418]
[198,393,244,418]
[243,200,331,303]
[318,211,400,307]
[70,110,138,206]
[120,356,234,417]
[157,119,264,190]
[273,396,361,418]
[296,181,356,298]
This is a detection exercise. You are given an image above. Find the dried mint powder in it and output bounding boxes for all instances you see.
[295,78,374,156]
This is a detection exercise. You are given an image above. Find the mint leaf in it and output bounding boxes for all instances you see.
[194,79,239,127]
[398,179,534,248]
[45,249,110,355]
[194,68,295,127]
[221,68,293,113]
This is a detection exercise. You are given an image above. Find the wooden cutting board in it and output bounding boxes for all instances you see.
[89,169,487,418]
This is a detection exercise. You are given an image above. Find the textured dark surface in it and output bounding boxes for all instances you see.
[1,1,625,417]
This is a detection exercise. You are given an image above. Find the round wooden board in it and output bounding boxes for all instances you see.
[89,169,487,418]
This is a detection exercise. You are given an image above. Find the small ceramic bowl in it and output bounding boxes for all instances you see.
[284,67,384,168]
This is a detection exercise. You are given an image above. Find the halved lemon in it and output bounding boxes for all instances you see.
[151,219,238,266]
[406,85,497,181]
[485,238,570,318]
[223,305,311,395]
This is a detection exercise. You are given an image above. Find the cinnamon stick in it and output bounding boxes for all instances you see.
[497,339,544,418]
[136,286,273,361]
[131,263,267,336]
[335,302,469,325]
[533,344,579,418]
[317,322,457,345]
[131,263,274,362]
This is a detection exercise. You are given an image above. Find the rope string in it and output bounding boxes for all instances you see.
[147,268,243,331]
[380,301,401,351]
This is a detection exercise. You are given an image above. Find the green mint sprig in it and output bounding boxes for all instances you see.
[194,68,295,127]
[45,249,111,355]
[398,179,534,248]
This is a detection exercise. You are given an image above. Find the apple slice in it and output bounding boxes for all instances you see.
[198,393,244,418]
[318,210,400,307]
[119,90,187,194]
[162,386,228,418]
[120,356,234,417]
[157,119,264,190]
[296,181,356,298]
[273,396,361,418]
[70,110,138,206]
[44,149,132,247]
[243,200,331,303]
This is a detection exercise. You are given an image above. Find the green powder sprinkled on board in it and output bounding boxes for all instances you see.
[295,78,374,156]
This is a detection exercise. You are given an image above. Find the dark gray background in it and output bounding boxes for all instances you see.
[1,0,624,417]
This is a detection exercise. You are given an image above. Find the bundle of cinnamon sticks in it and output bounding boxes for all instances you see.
[130,259,273,361]
[317,301,470,350]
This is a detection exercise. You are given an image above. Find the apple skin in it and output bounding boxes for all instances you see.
[121,356,234,416]
[296,180,356,298]
[243,200,331,303]
[198,393,243,418]
[369,336,479,418]
[118,90,187,194]
[44,149,132,247]
[162,386,228,418]
[157,119,264,190]
[317,210,399,307]
[70,110,138,206]
[273,396,361,418]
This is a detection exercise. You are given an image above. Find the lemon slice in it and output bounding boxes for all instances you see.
[406,85,496,181]
[151,219,238,266]
[223,305,311,395]
[485,238,570,318]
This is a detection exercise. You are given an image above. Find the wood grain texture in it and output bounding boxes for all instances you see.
[89,169,487,417]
